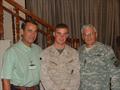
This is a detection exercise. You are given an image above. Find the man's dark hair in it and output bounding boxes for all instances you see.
[21,19,38,30]
[55,23,69,31]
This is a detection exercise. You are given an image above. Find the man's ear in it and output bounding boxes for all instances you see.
[20,29,23,36]
[82,34,85,40]
[96,32,98,38]
[53,32,55,36]
[66,33,69,38]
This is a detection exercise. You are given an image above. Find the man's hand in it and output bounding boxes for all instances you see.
[2,79,11,90]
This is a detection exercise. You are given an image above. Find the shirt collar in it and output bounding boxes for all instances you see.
[51,44,69,55]
[18,40,33,52]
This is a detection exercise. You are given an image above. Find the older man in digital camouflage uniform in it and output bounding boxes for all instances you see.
[79,24,120,90]
[40,23,80,90]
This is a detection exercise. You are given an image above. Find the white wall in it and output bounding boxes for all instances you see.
[1,1,25,89]
[0,40,11,90]
[3,0,25,44]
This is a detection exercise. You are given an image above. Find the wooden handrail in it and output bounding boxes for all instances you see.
[2,0,80,49]
[3,5,48,36]
[4,0,54,30]
[2,0,54,46]
[3,6,25,21]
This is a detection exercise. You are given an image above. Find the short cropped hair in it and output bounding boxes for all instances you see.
[21,20,38,30]
[55,23,69,32]
[81,24,97,34]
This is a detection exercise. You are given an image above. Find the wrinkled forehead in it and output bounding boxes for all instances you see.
[83,27,95,34]
[81,24,97,34]
[25,22,37,28]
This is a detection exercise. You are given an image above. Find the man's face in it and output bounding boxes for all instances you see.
[82,27,97,47]
[22,22,38,45]
[54,28,69,45]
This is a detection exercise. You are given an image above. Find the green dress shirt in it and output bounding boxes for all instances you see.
[1,41,42,87]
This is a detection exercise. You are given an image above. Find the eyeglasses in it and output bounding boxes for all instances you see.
[83,32,95,37]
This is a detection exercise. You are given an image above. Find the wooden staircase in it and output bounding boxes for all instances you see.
[0,0,80,49]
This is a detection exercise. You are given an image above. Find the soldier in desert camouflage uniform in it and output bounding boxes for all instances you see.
[41,24,80,90]
[79,24,120,90]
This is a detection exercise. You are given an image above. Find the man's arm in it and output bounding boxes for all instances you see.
[106,47,120,90]
[1,48,16,90]
[40,60,58,90]
[2,79,11,90]
[66,52,80,90]
[110,64,120,90]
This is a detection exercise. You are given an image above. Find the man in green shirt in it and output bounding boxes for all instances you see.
[1,20,42,90]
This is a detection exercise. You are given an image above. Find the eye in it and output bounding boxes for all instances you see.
[27,29,33,32]
[56,32,61,35]
[56,32,68,36]
[83,32,95,37]
[27,29,38,33]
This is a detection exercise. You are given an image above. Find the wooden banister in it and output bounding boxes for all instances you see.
[2,0,80,49]
[3,5,48,36]
[3,6,25,21]
[4,0,54,30]
[3,0,55,46]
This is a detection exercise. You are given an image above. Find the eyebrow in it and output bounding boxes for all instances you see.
[27,29,38,32]
[56,31,68,34]
[83,32,95,35]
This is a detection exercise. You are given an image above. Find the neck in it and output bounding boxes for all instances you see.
[22,39,31,47]
[86,45,93,48]
[86,42,96,48]
[54,42,65,49]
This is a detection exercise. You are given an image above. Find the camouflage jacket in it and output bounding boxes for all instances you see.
[79,42,120,90]
[41,44,80,90]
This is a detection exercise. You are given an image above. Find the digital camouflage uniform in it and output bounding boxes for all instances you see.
[41,45,80,90]
[79,42,120,90]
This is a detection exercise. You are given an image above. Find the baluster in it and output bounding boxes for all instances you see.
[12,15,16,43]
[15,8,20,42]
[46,28,53,47]
[0,0,4,39]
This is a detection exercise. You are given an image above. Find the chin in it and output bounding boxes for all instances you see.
[57,42,64,45]
[28,41,34,44]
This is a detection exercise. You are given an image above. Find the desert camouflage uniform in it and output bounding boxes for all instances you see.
[79,42,120,90]
[41,45,80,90]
